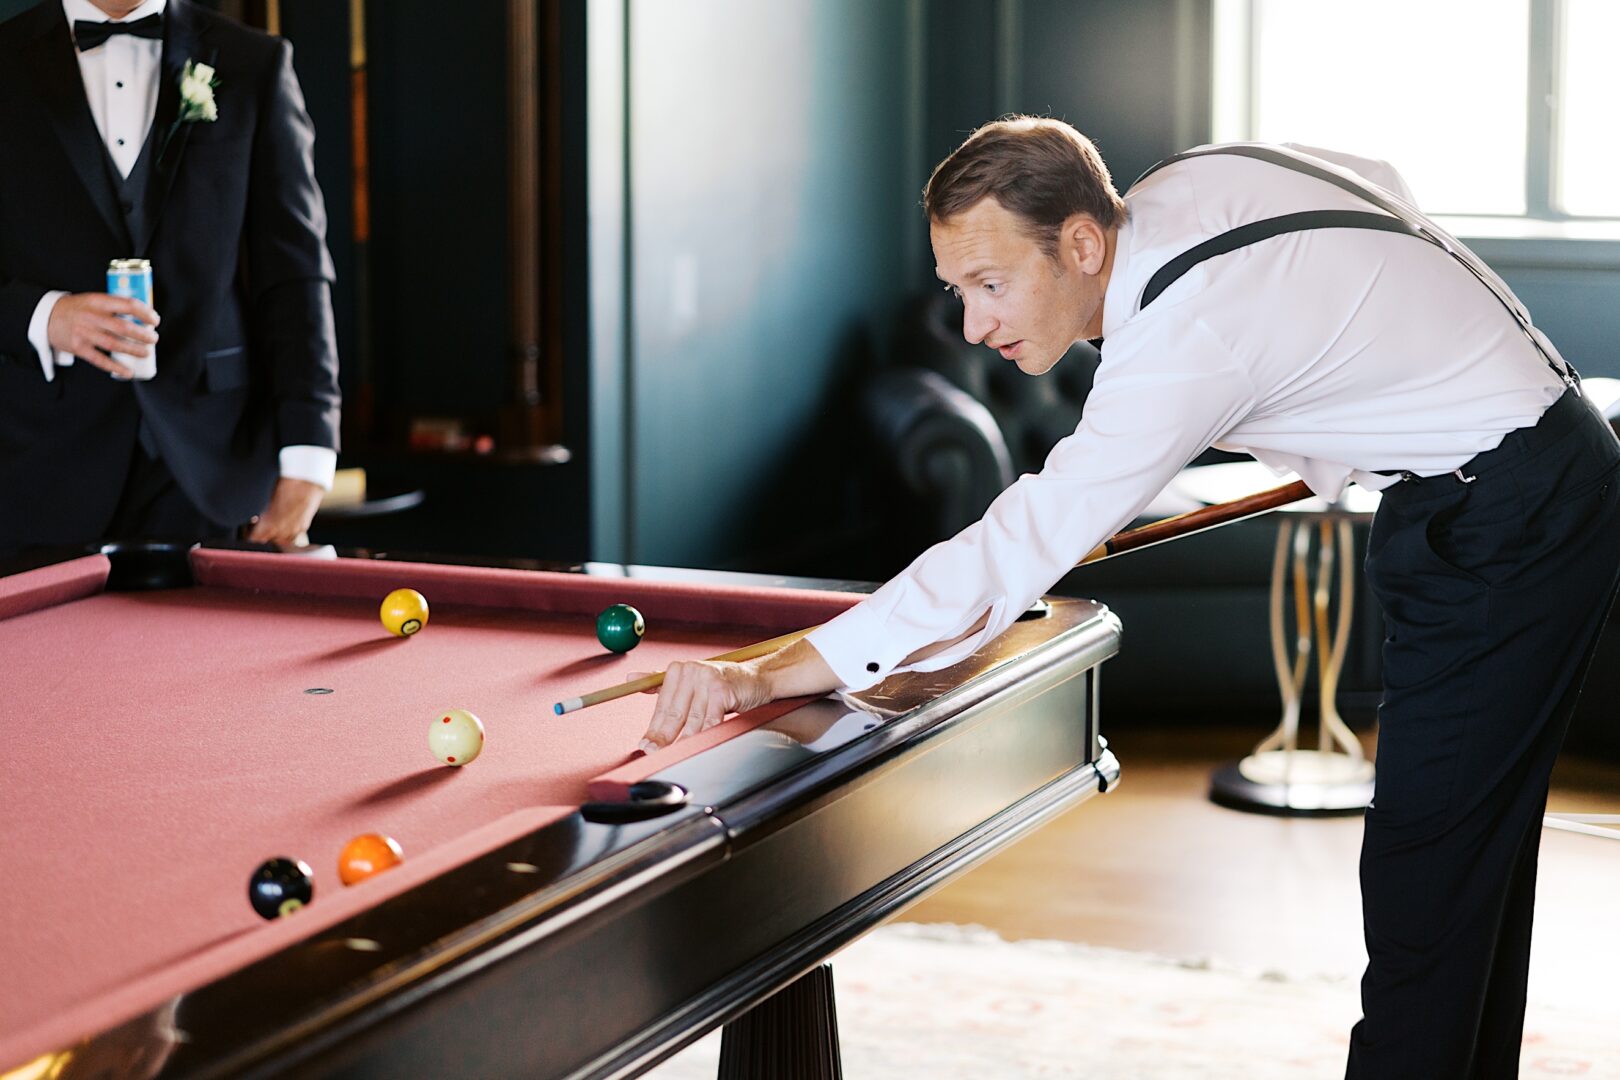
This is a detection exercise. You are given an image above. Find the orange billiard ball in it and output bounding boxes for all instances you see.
[380,588,429,637]
[339,833,404,886]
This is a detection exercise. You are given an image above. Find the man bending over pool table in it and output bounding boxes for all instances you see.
[638,117,1620,1079]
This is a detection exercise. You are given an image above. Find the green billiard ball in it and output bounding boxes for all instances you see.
[596,603,645,653]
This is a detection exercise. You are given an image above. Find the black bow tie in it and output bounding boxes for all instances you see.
[74,13,164,51]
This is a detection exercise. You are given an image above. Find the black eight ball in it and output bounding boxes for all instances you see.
[249,856,315,919]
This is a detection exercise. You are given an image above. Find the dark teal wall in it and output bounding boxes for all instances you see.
[597,0,1216,569]
[604,0,919,568]
[1488,260,1620,378]
[921,0,1211,229]
[1016,0,1211,189]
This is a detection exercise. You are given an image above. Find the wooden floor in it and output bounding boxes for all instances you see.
[904,724,1620,1013]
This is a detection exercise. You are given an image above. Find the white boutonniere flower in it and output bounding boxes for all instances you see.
[178,60,219,123]
[160,59,218,165]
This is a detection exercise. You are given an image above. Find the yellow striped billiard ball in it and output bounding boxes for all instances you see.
[380,588,429,637]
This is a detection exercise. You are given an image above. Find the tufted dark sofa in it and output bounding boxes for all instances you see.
[862,291,1384,723]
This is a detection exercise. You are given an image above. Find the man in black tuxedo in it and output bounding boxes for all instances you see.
[0,0,341,553]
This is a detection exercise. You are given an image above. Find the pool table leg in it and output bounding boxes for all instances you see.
[717,963,843,1079]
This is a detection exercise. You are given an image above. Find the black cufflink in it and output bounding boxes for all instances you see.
[866,662,879,673]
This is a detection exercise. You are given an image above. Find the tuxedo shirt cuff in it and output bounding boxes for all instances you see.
[803,596,999,694]
[803,606,894,692]
[28,291,74,382]
[279,445,337,490]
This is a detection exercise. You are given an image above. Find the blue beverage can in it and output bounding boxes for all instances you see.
[107,258,155,380]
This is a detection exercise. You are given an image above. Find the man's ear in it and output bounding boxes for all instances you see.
[1062,214,1105,274]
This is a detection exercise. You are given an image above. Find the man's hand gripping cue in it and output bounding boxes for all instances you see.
[637,638,840,753]
[636,611,993,752]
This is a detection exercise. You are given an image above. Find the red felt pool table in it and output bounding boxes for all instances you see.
[0,544,1121,1079]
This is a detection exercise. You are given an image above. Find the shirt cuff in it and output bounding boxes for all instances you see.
[27,291,71,383]
[805,604,895,691]
[803,594,1003,693]
[279,445,337,490]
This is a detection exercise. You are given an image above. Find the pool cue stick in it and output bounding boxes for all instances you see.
[554,478,1316,715]
[1077,478,1313,563]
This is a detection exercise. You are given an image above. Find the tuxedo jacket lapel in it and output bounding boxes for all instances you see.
[23,7,129,249]
[145,0,212,256]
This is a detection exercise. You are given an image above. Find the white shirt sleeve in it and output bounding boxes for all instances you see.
[27,290,73,382]
[805,313,1258,691]
[278,445,337,490]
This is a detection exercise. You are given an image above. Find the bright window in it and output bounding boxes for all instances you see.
[1557,0,1620,216]
[1212,0,1617,221]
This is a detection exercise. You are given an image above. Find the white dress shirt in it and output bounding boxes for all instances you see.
[26,0,334,490]
[805,143,1568,692]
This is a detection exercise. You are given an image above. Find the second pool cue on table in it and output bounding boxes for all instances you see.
[552,479,1313,716]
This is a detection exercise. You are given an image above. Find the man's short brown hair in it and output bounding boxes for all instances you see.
[924,116,1127,257]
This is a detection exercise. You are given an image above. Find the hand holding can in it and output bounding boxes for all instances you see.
[107,259,156,381]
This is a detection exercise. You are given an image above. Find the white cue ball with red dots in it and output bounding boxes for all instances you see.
[429,709,484,766]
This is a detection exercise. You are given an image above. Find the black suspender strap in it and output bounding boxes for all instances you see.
[1141,210,1419,310]
[1129,145,1578,387]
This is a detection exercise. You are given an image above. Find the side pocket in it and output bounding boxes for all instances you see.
[1420,490,1524,590]
[202,345,249,392]
[1423,503,1484,588]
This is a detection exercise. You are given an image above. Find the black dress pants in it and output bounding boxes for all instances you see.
[1347,388,1620,1078]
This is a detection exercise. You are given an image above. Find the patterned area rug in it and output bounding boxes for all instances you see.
[647,924,1616,1079]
